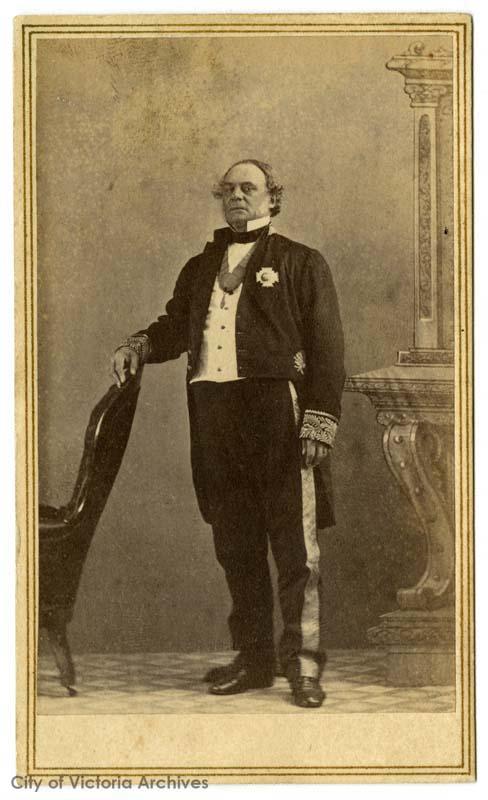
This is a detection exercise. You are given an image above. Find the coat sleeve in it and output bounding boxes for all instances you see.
[297,248,346,447]
[119,257,196,365]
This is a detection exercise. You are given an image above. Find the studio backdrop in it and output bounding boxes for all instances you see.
[36,33,452,653]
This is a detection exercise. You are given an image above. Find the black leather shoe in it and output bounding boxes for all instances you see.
[204,651,277,682]
[208,668,274,696]
[203,653,245,683]
[291,676,325,708]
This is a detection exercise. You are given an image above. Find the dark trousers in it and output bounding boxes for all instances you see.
[190,379,325,677]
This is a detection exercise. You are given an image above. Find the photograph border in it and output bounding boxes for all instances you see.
[14,13,474,782]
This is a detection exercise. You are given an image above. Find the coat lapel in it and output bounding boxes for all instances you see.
[242,229,271,286]
[241,230,281,309]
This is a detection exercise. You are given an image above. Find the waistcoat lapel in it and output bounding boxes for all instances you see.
[190,227,277,361]
[189,236,226,358]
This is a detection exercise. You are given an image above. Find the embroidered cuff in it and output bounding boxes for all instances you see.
[299,410,339,448]
[117,334,151,364]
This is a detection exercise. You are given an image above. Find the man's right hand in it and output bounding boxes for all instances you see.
[111,347,140,388]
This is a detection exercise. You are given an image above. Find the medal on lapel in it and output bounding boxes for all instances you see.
[256,266,279,287]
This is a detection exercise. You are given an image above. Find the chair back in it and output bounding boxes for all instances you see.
[62,372,143,529]
[39,372,143,622]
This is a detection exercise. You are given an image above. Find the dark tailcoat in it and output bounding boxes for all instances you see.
[139,226,346,527]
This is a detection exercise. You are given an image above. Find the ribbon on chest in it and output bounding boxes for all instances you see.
[217,246,257,309]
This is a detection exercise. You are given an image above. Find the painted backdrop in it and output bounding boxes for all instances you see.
[37,33,451,652]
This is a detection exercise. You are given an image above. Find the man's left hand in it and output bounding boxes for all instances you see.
[301,439,329,468]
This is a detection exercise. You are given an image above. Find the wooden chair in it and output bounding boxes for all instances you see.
[39,372,142,695]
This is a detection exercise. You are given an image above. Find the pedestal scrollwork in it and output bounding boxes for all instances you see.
[346,364,455,685]
[377,411,454,610]
[346,366,455,614]
[346,362,455,686]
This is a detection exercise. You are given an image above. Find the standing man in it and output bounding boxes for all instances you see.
[112,159,345,708]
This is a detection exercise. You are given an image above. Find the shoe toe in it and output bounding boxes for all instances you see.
[208,668,274,695]
[208,681,237,695]
[208,672,248,695]
[292,678,325,708]
[295,692,324,708]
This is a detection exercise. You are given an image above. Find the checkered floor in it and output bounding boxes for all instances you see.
[37,650,455,715]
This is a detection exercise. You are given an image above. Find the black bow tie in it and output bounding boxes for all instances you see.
[212,224,270,248]
[228,225,269,244]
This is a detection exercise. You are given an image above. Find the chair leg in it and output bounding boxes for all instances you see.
[46,623,77,696]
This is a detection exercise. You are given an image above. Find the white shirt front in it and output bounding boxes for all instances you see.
[190,216,271,384]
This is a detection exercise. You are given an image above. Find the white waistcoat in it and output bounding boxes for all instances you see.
[190,217,271,384]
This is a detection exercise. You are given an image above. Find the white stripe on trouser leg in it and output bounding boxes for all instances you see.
[288,382,321,679]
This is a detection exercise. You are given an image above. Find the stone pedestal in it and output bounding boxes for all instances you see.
[346,358,455,687]
[345,41,455,687]
[368,608,455,686]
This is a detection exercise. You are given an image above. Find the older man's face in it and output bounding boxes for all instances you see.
[221,163,275,230]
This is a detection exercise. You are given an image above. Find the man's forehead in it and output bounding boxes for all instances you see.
[223,163,267,185]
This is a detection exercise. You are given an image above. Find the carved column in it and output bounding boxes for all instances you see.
[387,42,454,357]
[346,42,455,686]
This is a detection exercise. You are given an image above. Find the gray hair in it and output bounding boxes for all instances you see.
[212,159,284,217]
